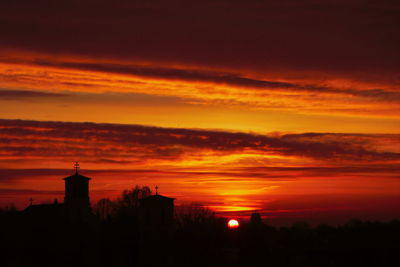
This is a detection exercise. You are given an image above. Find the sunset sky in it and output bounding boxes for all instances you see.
[0,0,399,225]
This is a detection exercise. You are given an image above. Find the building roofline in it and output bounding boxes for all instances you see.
[63,173,91,180]
[141,194,175,201]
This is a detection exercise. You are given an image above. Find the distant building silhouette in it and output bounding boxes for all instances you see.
[23,163,176,226]
[140,186,175,227]
[63,162,92,223]
[24,162,93,223]
[23,198,65,223]
[250,212,263,226]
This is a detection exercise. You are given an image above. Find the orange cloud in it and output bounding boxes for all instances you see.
[1,55,399,119]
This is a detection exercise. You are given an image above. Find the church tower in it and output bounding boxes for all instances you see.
[63,162,91,223]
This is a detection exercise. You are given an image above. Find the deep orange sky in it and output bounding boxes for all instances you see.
[0,0,399,225]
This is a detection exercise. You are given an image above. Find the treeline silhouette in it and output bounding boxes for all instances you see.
[1,186,399,267]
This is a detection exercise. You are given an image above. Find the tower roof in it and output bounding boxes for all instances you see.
[141,194,175,202]
[63,161,91,180]
[63,172,91,180]
[141,186,174,201]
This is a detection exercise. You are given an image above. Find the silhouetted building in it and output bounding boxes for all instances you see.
[250,212,264,226]
[23,164,178,227]
[23,198,65,222]
[24,162,93,223]
[63,162,92,223]
[140,186,175,227]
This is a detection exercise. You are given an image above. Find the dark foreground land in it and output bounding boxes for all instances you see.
[1,209,399,267]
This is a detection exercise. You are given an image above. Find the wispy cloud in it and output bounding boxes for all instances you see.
[0,119,399,167]
[1,59,399,121]
[0,89,69,99]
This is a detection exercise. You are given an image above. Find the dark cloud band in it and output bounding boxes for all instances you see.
[0,119,399,163]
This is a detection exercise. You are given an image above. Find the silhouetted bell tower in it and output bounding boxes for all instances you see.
[63,162,91,222]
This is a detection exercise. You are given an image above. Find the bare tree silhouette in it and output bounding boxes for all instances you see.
[93,198,115,220]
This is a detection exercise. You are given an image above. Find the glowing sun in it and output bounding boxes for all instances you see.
[228,219,239,229]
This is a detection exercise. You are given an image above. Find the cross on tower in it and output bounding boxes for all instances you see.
[155,185,159,195]
[29,197,34,206]
[74,161,80,174]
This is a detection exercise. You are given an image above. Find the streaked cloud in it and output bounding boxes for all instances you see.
[0,89,69,99]
[1,58,399,122]
[1,119,399,168]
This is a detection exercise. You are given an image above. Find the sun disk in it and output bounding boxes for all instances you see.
[228,219,239,229]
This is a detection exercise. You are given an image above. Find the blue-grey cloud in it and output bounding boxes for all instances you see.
[0,89,69,99]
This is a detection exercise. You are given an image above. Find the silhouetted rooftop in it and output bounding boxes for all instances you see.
[141,194,175,201]
[63,172,91,180]
[24,203,64,211]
